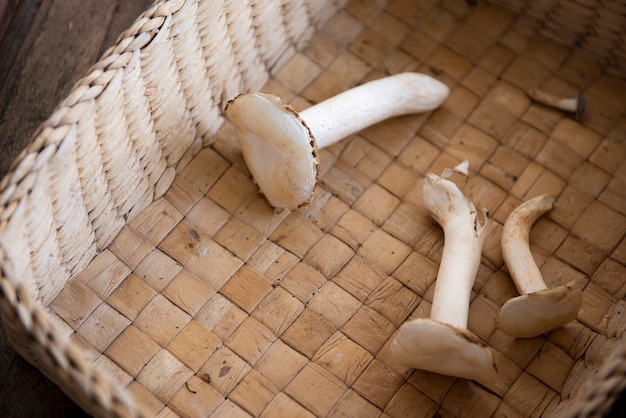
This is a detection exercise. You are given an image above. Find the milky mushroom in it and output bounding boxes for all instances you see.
[496,194,583,338]
[528,87,586,121]
[392,161,498,385]
[224,72,449,210]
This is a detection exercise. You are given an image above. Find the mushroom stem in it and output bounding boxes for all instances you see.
[528,87,586,121]
[425,165,490,329]
[496,194,583,338]
[301,73,449,149]
[391,162,497,385]
[501,194,555,295]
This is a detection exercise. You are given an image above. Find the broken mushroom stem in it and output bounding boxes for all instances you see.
[392,161,498,385]
[426,163,490,329]
[497,194,583,338]
[225,72,449,210]
[528,87,586,121]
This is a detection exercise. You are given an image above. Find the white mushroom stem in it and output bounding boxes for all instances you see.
[392,162,497,385]
[497,194,583,338]
[528,88,586,121]
[300,72,450,149]
[501,194,555,294]
[426,164,490,329]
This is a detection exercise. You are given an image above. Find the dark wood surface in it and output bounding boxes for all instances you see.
[0,1,624,417]
[0,1,152,416]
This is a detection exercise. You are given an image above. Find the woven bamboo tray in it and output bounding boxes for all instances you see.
[1,0,625,417]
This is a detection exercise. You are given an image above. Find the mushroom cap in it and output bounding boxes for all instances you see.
[392,318,498,385]
[496,282,583,338]
[225,92,320,211]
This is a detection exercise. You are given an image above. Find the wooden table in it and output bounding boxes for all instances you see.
[1,1,625,417]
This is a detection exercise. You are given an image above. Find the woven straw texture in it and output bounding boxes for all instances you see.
[492,0,626,77]
[0,0,625,417]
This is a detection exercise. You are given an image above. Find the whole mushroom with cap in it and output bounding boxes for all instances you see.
[224,72,449,211]
[496,194,583,338]
[391,161,498,385]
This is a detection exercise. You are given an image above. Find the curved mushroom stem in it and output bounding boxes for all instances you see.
[497,194,583,338]
[392,162,497,385]
[501,194,555,295]
[301,73,449,149]
[425,166,490,329]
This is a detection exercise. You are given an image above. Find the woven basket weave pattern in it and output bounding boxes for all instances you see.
[0,0,625,417]
[492,0,626,76]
